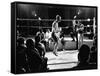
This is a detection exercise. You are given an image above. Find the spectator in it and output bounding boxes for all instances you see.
[25,39,43,72]
[36,28,44,41]
[35,36,48,71]
[16,38,28,73]
[26,39,48,72]
[78,44,90,67]
[89,35,97,64]
[73,44,96,70]
[35,35,46,57]
[89,47,97,64]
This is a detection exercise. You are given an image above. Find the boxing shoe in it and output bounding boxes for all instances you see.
[53,51,58,56]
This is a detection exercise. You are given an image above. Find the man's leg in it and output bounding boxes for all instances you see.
[70,32,75,41]
[78,33,81,49]
[53,42,58,56]
[80,33,83,46]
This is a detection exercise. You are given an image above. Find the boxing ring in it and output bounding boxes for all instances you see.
[16,17,96,70]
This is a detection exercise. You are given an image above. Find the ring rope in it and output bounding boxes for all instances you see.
[17,18,94,21]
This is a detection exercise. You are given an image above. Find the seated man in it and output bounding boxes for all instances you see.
[35,35,46,57]
[16,38,28,73]
[72,44,96,70]
[35,36,48,71]
[36,28,44,41]
[26,39,48,72]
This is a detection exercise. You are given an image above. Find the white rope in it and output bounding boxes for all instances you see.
[17,18,94,21]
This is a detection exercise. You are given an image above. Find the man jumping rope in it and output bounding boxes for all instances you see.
[51,15,61,56]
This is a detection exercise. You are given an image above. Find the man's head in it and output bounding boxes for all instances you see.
[56,15,61,22]
[35,35,41,43]
[26,39,35,48]
[78,44,90,63]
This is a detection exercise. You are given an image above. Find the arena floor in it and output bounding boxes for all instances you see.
[45,37,93,70]
[45,50,78,70]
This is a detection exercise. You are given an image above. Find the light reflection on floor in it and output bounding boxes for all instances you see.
[45,50,78,70]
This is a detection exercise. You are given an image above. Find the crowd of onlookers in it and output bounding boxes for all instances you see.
[16,34,48,73]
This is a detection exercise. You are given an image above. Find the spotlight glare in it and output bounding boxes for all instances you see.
[87,18,91,21]
[87,25,90,27]
[74,15,77,19]
[38,17,41,20]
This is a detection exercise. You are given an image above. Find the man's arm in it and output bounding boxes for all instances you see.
[52,21,55,32]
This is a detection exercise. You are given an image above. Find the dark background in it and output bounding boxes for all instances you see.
[16,3,97,37]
